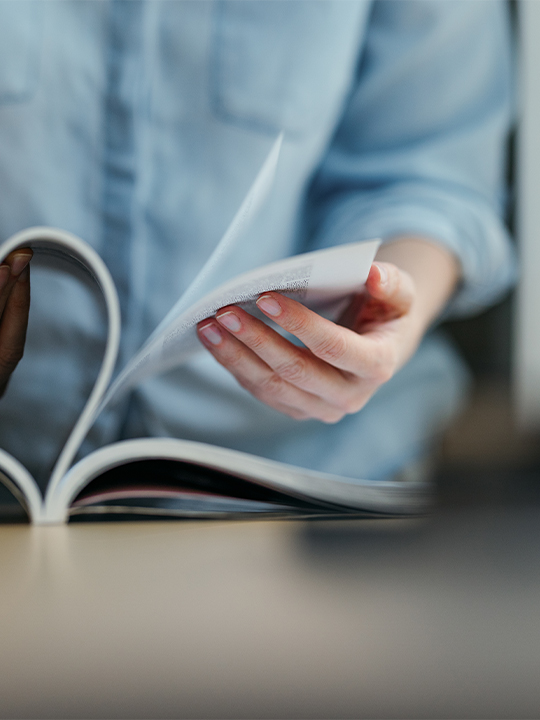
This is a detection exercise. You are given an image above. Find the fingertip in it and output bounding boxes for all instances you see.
[9,250,32,279]
[366,262,388,296]
[373,262,388,285]
[256,293,282,317]
[198,321,223,346]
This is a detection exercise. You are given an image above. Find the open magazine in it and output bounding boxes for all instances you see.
[0,137,427,524]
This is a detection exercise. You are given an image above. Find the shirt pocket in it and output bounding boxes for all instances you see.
[0,1,43,104]
[210,0,365,137]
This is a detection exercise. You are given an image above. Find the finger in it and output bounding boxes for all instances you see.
[0,265,10,312]
[0,265,31,395]
[197,319,346,423]
[364,262,415,317]
[214,305,352,403]
[0,249,32,318]
[255,291,391,377]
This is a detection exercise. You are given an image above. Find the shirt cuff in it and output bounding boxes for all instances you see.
[310,187,517,317]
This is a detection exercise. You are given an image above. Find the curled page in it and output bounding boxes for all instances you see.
[102,133,283,406]
[101,238,380,408]
[147,133,283,343]
[0,228,121,513]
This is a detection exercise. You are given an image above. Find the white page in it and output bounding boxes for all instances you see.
[145,133,283,346]
[0,227,122,510]
[45,435,426,523]
[101,238,380,406]
[100,134,283,408]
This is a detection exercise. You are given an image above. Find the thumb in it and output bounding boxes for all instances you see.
[365,262,415,317]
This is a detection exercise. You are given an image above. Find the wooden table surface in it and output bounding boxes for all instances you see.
[0,508,539,719]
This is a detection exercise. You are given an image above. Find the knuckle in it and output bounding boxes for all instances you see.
[377,366,394,385]
[256,372,288,401]
[373,356,396,385]
[274,353,310,385]
[338,397,360,416]
[331,385,372,417]
[320,409,345,424]
[342,394,368,415]
[283,312,312,337]
[245,331,267,354]
[312,332,349,363]
[221,343,248,370]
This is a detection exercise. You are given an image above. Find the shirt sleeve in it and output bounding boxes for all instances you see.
[306,0,515,317]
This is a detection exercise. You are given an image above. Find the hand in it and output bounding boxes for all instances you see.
[197,261,427,423]
[0,249,32,397]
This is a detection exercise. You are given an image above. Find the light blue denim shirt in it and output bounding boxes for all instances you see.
[0,0,514,487]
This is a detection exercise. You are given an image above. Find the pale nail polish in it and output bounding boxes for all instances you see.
[216,311,242,332]
[199,322,223,345]
[256,294,282,317]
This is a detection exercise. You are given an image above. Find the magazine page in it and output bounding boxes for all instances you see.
[0,228,122,506]
[43,437,427,524]
[103,238,380,407]
[102,134,283,406]
[149,133,284,337]
[0,448,43,522]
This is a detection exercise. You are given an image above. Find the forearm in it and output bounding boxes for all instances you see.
[375,237,460,334]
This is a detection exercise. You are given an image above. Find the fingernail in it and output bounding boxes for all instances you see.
[0,265,9,292]
[375,262,387,285]
[256,294,282,317]
[10,252,32,278]
[216,311,242,333]
[199,322,223,346]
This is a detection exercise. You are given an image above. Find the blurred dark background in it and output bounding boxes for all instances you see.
[436,27,540,509]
